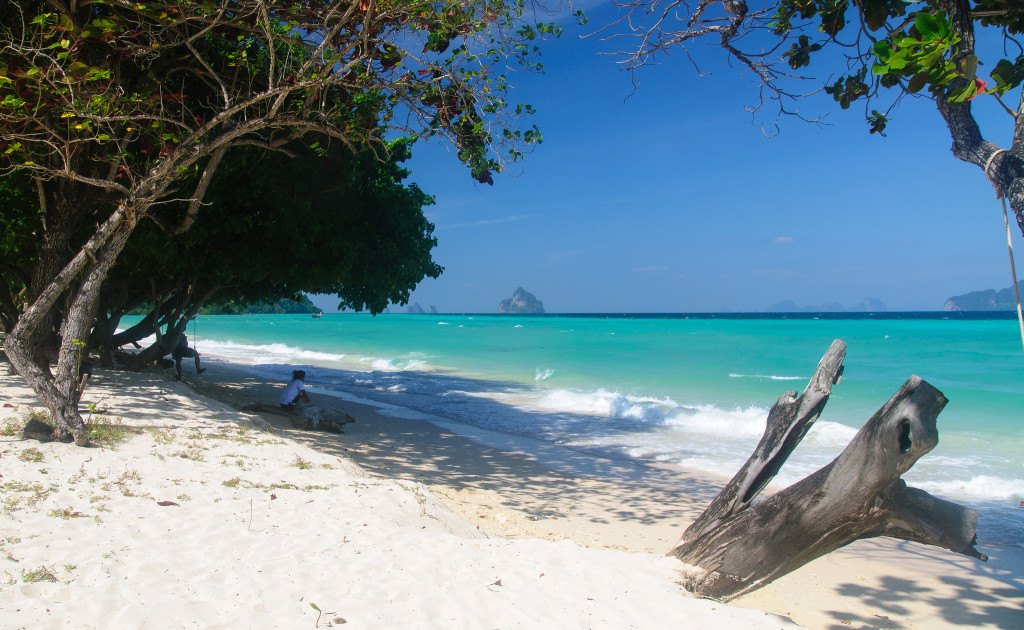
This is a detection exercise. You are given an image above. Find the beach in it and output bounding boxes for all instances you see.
[1,358,1022,629]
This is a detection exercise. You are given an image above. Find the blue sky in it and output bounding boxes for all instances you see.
[315,4,1018,314]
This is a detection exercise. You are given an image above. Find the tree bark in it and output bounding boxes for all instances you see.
[3,201,137,444]
[671,341,985,601]
[110,283,220,370]
[935,0,1024,237]
[680,340,847,543]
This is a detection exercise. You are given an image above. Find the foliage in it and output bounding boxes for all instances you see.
[0,174,37,332]
[1,0,561,189]
[601,0,1023,133]
[126,295,320,315]
[201,296,320,315]
[101,137,442,358]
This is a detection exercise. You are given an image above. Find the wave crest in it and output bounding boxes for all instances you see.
[197,339,345,363]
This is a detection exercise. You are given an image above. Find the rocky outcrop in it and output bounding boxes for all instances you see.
[767,298,886,313]
[499,287,544,314]
[847,297,887,312]
[404,303,438,314]
[944,281,1024,311]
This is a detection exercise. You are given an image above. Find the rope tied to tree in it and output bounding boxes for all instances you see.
[983,148,1024,355]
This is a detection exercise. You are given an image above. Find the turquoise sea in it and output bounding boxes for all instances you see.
[136,313,1024,548]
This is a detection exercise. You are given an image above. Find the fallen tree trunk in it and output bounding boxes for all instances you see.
[671,339,986,601]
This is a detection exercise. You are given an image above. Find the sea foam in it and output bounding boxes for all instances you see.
[913,475,1024,502]
[190,339,346,364]
[369,357,427,372]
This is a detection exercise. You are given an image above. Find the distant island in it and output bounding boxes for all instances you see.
[766,298,886,313]
[405,303,438,314]
[499,287,544,314]
[944,281,1024,311]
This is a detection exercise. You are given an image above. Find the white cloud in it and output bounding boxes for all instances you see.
[773,236,794,244]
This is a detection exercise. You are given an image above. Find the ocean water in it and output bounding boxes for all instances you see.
[139,313,1024,547]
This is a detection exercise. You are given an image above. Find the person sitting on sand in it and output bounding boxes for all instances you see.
[279,369,311,411]
[172,334,205,381]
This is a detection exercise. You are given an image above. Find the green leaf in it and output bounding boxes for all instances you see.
[961,55,979,81]
[907,71,928,93]
[873,41,892,62]
[914,13,940,39]
[888,54,910,71]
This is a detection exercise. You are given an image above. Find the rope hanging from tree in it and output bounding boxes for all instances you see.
[984,149,1024,355]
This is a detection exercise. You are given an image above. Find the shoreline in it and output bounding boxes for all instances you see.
[2,357,1022,628]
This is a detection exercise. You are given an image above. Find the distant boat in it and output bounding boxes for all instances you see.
[312,312,323,318]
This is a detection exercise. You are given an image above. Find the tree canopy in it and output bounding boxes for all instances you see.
[98,137,442,368]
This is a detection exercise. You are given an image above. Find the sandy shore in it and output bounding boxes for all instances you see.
[2,357,1022,629]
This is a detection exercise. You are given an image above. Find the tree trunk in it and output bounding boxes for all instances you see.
[24,194,81,371]
[680,340,847,542]
[111,283,220,370]
[92,297,118,369]
[3,202,137,444]
[935,0,1024,237]
[109,300,176,348]
[671,340,985,601]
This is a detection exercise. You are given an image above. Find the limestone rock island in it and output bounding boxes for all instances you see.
[499,287,544,314]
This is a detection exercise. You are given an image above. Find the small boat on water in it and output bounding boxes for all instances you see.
[312,312,323,319]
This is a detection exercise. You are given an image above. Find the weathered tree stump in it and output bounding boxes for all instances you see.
[672,339,986,601]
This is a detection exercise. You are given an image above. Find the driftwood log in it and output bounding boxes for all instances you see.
[672,339,987,601]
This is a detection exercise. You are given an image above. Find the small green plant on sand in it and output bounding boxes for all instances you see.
[171,446,205,461]
[0,417,23,437]
[290,456,313,470]
[222,477,242,488]
[18,448,44,463]
[87,418,139,448]
[22,566,58,583]
[48,507,86,520]
[146,427,176,444]
[11,410,49,436]
[1,481,49,512]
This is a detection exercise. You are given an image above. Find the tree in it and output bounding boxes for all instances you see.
[97,138,442,368]
[1,0,565,443]
[598,0,1024,236]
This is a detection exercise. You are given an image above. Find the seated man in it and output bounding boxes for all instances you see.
[279,369,311,411]
[172,334,205,381]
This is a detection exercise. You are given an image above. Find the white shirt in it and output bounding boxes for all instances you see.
[279,378,306,405]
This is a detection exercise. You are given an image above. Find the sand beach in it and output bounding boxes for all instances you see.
[1,358,1021,629]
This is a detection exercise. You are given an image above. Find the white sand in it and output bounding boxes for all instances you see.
[0,365,801,629]
[3,359,1023,629]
